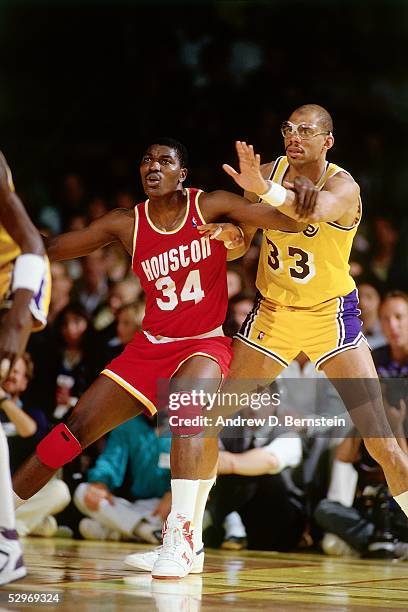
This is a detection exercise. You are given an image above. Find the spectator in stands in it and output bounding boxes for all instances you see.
[48,262,74,325]
[116,302,145,345]
[373,291,408,377]
[50,302,97,421]
[226,267,244,300]
[224,294,253,337]
[59,173,86,228]
[369,216,399,285]
[96,301,145,368]
[104,243,131,284]
[315,291,408,558]
[0,354,71,537]
[93,276,142,333]
[357,278,386,349]
[112,190,134,210]
[74,415,171,543]
[74,249,108,315]
[205,402,305,552]
[87,196,109,221]
[315,426,408,559]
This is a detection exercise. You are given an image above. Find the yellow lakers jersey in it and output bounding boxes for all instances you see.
[256,156,361,307]
[0,152,21,269]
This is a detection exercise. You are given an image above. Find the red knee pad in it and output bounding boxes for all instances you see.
[36,423,82,469]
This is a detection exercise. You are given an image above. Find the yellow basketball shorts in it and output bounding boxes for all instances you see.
[236,289,366,370]
[0,257,51,330]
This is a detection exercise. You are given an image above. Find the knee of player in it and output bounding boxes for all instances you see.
[36,423,83,470]
[169,402,205,437]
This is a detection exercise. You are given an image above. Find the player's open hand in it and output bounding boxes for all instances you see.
[223,141,268,195]
[284,176,319,219]
[197,222,244,248]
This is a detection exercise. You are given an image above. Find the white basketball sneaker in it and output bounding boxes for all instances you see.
[0,528,27,586]
[125,545,204,573]
[151,515,195,580]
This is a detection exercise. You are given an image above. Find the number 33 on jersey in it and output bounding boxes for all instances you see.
[256,157,361,307]
[132,188,228,338]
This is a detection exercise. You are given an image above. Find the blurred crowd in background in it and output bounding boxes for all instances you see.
[2,0,408,561]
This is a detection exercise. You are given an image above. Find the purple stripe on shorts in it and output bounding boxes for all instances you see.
[33,277,45,309]
[339,289,362,346]
[336,296,345,347]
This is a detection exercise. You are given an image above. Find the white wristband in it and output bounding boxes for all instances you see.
[12,254,46,294]
[258,180,287,207]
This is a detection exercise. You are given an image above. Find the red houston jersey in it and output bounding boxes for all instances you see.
[132,188,228,338]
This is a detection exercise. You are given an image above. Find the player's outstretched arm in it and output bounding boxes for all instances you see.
[0,154,46,378]
[47,208,133,261]
[283,173,360,224]
[224,141,359,224]
[199,188,301,231]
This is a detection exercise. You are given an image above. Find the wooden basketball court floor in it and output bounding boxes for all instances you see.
[1,538,408,611]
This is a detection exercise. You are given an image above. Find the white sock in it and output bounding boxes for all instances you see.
[394,490,408,518]
[192,477,215,551]
[327,460,358,507]
[0,426,15,530]
[168,479,200,524]
[224,511,246,539]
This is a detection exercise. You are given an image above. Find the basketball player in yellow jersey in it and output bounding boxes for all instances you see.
[209,104,408,524]
[0,151,50,586]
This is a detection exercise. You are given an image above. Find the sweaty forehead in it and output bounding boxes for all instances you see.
[288,110,320,126]
[144,144,178,160]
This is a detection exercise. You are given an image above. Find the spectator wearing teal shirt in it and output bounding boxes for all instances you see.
[74,415,171,543]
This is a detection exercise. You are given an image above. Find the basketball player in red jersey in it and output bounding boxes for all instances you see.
[12,138,299,579]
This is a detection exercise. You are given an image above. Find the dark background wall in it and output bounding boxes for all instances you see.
[0,0,407,219]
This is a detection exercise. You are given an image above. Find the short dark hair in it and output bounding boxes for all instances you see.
[144,137,188,168]
[381,290,408,307]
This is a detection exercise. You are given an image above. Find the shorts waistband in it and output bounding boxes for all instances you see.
[143,325,224,344]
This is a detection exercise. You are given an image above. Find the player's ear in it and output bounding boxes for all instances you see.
[179,167,188,183]
[324,133,334,151]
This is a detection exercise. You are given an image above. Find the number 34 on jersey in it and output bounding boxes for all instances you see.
[156,269,205,310]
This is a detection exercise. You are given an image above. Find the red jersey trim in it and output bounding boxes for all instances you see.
[144,190,191,235]
[194,190,207,225]
[131,205,140,269]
